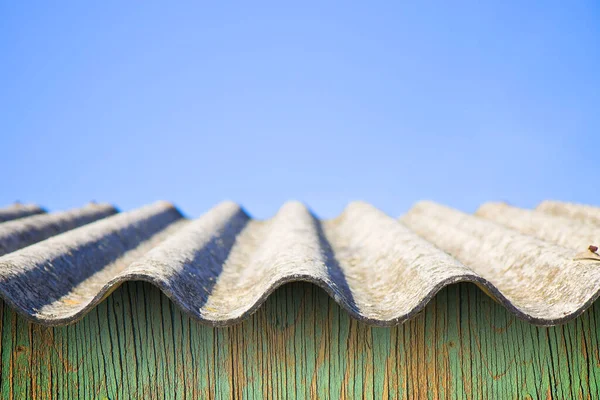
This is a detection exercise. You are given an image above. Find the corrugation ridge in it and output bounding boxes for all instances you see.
[537,200,600,226]
[0,200,599,326]
[128,200,253,320]
[0,203,46,223]
[476,202,600,251]
[0,203,118,257]
[323,201,475,320]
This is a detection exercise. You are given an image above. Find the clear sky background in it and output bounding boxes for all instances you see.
[1,2,598,219]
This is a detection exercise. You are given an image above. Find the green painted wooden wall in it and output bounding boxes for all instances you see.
[0,281,599,399]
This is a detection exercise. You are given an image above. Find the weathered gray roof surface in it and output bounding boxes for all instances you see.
[0,199,599,326]
[0,203,46,223]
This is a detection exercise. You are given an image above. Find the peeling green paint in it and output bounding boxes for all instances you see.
[0,281,599,399]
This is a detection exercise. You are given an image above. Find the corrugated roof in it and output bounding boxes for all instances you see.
[0,199,598,326]
[0,203,46,223]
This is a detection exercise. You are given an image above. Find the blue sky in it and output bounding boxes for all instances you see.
[1,2,598,219]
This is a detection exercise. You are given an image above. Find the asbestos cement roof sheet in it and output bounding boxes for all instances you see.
[0,199,599,326]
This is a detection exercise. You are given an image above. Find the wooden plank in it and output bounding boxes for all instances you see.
[0,281,599,399]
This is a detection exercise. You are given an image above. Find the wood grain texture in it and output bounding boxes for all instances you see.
[0,281,599,399]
